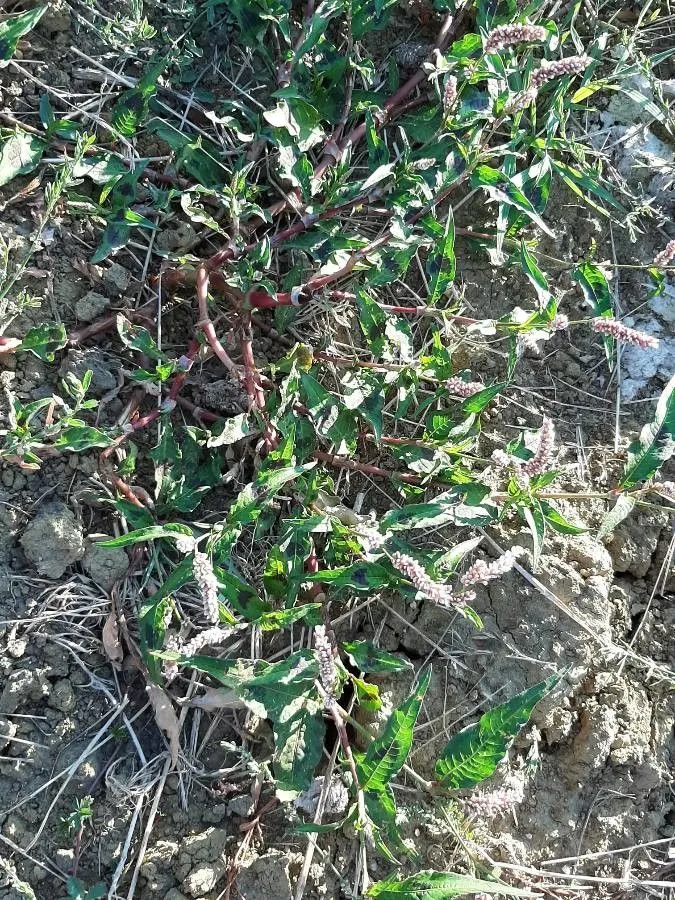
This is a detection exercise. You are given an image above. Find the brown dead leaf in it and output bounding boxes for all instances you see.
[147,684,180,768]
[184,687,247,711]
[102,612,123,664]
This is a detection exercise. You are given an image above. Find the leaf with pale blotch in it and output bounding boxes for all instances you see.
[435,674,560,789]
[20,323,67,362]
[0,131,45,187]
[597,494,637,540]
[425,209,456,305]
[98,524,193,547]
[147,683,180,768]
[343,641,412,675]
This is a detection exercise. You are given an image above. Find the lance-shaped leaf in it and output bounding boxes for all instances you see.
[98,524,193,547]
[571,262,614,369]
[435,674,560,789]
[0,7,46,64]
[356,667,431,793]
[366,871,535,898]
[471,165,555,238]
[425,209,456,306]
[111,58,167,136]
[620,373,675,489]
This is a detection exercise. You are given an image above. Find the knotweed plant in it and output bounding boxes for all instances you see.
[0,2,673,896]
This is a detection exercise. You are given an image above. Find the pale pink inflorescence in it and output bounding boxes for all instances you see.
[592,317,659,349]
[653,239,675,268]
[522,416,555,477]
[484,23,547,54]
[461,549,522,587]
[391,551,459,607]
[506,55,590,112]
[314,625,337,707]
[443,75,458,112]
[530,55,591,88]
[356,523,389,555]
[175,534,196,555]
[162,634,181,684]
[192,551,220,624]
[181,626,232,658]
[551,313,569,332]
[446,376,486,397]
[464,783,523,819]
[654,481,675,501]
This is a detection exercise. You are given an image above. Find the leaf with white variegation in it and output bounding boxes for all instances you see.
[366,871,535,898]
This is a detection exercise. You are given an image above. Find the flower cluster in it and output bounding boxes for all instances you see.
[193,551,220,624]
[446,376,486,397]
[550,313,569,332]
[506,55,590,112]
[461,549,522,587]
[355,523,389,556]
[653,239,675,268]
[181,626,232,658]
[522,416,555,477]
[390,552,458,607]
[592,317,659,349]
[314,625,337,707]
[463,783,524,820]
[162,634,181,684]
[175,534,196,555]
[530,54,591,88]
[654,481,675,501]
[443,75,458,112]
[484,23,547,54]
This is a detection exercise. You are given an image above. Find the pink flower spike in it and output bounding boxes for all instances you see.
[522,416,555,477]
[653,239,675,268]
[592,317,659,349]
[484,24,547,54]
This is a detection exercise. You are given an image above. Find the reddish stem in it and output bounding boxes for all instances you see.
[195,266,240,376]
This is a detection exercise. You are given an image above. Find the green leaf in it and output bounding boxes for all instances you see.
[571,262,614,368]
[343,641,412,674]
[111,58,166,137]
[139,558,194,681]
[54,425,115,452]
[620,373,675,489]
[356,667,431,793]
[97,524,193,547]
[435,537,482,573]
[341,370,384,443]
[539,501,586,535]
[519,241,551,308]
[425,209,456,306]
[597,494,636,539]
[367,870,535,898]
[116,315,164,359]
[435,674,560,789]
[0,7,47,63]
[308,562,393,592]
[471,166,554,238]
[461,381,508,414]
[353,676,382,712]
[20,323,67,362]
[257,604,323,631]
[71,152,128,185]
[0,130,46,187]
[91,212,131,264]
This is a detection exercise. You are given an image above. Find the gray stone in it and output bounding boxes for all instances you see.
[236,852,292,900]
[75,290,110,322]
[47,679,76,714]
[227,794,254,818]
[59,349,117,398]
[20,502,85,578]
[103,263,132,293]
[0,670,50,715]
[82,542,128,591]
[295,776,349,818]
[0,715,17,753]
[182,861,226,897]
